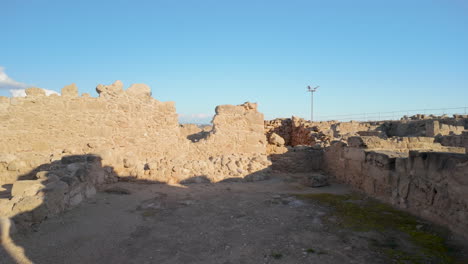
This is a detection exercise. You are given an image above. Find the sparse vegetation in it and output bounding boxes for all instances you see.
[271,252,283,259]
[296,193,458,264]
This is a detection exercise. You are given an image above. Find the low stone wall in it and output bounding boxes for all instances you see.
[0,155,116,229]
[425,120,465,137]
[384,118,467,137]
[264,116,468,237]
[323,136,468,238]
[347,136,465,154]
[436,131,468,153]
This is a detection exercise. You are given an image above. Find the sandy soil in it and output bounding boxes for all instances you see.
[1,175,466,264]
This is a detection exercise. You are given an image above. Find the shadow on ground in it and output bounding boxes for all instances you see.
[0,150,467,264]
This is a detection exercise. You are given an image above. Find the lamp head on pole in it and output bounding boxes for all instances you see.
[307,85,319,92]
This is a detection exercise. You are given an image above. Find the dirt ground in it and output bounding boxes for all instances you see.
[1,174,467,264]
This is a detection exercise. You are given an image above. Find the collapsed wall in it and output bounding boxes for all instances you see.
[265,117,382,148]
[265,115,468,148]
[0,81,271,228]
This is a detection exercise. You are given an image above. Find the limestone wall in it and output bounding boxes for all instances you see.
[0,81,272,228]
[384,118,467,137]
[0,81,270,186]
[347,136,465,154]
[323,136,468,238]
[264,118,293,146]
[0,155,117,229]
[1,82,179,184]
[425,120,465,137]
[435,131,468,154]
[265,117,382,149]
[265,116,468,148]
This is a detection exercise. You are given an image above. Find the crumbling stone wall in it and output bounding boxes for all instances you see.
[264,118,293,146]
[0,82,270,186]
[265,116,468,148]
[435,131,468,153]
[264,116,468,237]
[345,136,465,154]
[322,136,468,238]
[425,120,465,137]
[265,117,382,149]
[139,102,271,184]
[383,117,467,137]
[0,155,116,229]
[0,81,181,185]
[180,124,212,142]
[0,81,272,227]
[195,102,266,156]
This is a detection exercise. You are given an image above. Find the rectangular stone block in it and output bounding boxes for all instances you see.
[425,120,439,137]
[343,147,366,161]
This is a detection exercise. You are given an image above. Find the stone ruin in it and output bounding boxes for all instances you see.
[0,81,270,229]
[264,115,468,238]
[1,82,468,242]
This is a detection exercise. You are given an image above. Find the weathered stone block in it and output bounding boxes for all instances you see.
[343,147,366,161]
[25,87,46,97]
[61,83,79,97]
[215,105,244,115]
[126,83,151,98]
[269,133,285,146]
[11,180,45,197]
[96,80,124,98]
[348,136,365,148]
[7,160,27,171]
[365,151,395,170]
[426,120,439,137]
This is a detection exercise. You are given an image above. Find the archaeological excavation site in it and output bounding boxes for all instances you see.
[1,82,468,264]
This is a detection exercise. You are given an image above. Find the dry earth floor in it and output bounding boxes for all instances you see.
[1,174,467,264]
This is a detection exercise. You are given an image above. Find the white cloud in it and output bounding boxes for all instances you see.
[8,89,26,97]
[9,88,60,97]
[0,67,28,90]
[0,66,60,97]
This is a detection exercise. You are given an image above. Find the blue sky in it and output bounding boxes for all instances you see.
[1,0,467,123]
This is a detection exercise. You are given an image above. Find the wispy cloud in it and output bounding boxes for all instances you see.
[0,67,59,97]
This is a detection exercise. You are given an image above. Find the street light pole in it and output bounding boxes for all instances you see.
[307,85,319,121]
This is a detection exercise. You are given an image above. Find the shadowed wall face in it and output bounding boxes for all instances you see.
[322,137,468,239]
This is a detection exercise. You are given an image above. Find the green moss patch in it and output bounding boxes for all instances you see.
[296,193,458,264]
[271,252,283,259]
